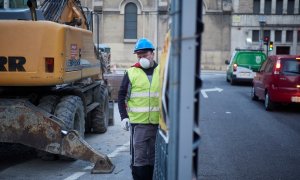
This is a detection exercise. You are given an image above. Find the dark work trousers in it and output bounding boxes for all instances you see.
[130,124,158,180]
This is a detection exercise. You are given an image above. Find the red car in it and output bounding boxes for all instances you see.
[252,55,300,110]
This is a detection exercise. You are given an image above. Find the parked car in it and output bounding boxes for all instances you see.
[252,55,300,110]
[225,49,266,85]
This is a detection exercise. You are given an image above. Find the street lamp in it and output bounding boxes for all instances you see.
[246,37,252,49]
[258,16,266,49]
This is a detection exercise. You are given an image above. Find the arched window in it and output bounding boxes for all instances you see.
[124,3,137,39]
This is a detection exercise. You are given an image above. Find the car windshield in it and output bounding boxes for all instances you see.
[0,0,28,8]
[237,53,265,65]
[282,59,300,75]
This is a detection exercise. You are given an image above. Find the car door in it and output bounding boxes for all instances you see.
[261,59,275,100]
[255,59,274,98]
[254,60,268,99]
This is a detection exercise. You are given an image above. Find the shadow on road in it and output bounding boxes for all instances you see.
[0,143,36,172]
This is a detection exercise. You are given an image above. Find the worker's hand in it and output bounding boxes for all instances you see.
[121,118,130,131]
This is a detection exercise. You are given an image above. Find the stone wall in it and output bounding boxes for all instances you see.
[97,0,168,68]
[238,0,253,13]
[202,0,232,71]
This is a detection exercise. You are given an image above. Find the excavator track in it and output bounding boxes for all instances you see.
[0,99,115,174]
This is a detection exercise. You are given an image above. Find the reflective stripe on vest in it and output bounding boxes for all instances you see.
[128,107,160,113]
[130,92,160,98]
[127,65,160,124]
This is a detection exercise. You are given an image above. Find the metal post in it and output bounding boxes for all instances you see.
[258,16,266,49]
[154,1,201,179]
[167,0,181,178]
[92,12,100,59]
[156,0,159,63]
[90,11,93,32]
[266,42,269,57]
[27,0,38,21]
[168,0,199,179]
[260,25,263,49]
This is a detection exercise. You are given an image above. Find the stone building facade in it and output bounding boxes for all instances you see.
[92,0,169,68]
[231,0,300,55]
[202,0,232,70]
[32,0,300,70]
[202,0,300,70]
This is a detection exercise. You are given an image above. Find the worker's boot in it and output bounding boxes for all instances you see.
[132,166,152,180]
[147,165,154,179]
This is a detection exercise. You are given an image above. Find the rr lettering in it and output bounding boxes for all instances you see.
[0,56,7,71]
[0,56,26,72]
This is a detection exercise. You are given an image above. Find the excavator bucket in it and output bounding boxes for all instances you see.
[0,99,115,174]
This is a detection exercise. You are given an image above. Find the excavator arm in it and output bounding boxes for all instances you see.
[0,99,114,173]
[40,0,89,30]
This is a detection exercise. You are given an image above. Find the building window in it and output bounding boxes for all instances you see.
[124,3,137,39]
[263,30,271,39]
[275,30,282,42]
[252,30,260,42]
[297,31,300,43]
[276,0,283,14]
[286,30,293,42]
[265,0,272,14]
[253,0,260,14]
[287,0,295,14]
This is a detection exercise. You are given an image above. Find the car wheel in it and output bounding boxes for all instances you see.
[226,75,230,82]
[230,77,235,85]
[251,86,258,101]
[91,84,109,133]
[54,95,85,161]
[265,92,274,111]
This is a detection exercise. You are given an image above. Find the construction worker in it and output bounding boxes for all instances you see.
[118,38,160,180]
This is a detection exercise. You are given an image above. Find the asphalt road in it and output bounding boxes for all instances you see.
[198,71,300,180]
[1,72,299,180]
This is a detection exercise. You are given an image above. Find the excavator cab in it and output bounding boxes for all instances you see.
[0,0,29,9]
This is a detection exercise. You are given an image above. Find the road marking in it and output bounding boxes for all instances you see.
[201,87,223,98]
[108,141,130,158]
[63,172,86,180]
[83,166,93,170]
[63,141,130,180]
[201,73,224,76]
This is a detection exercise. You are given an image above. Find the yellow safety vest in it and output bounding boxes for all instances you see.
[127,65,160,124]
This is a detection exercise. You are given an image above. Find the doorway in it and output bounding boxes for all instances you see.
[276,46,290,55]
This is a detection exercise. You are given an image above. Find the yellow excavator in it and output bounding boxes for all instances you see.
[0,0,114,173]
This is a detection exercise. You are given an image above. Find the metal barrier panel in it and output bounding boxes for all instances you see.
[154,131,168,180]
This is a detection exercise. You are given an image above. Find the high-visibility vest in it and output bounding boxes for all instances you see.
[127,65,160,124]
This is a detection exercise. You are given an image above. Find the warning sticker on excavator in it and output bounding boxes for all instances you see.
[71,44,77,59]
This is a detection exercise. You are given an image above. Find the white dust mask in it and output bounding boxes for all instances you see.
[139,58,151,69]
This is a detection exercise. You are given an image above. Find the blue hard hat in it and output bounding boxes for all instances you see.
[134,38,155,53]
